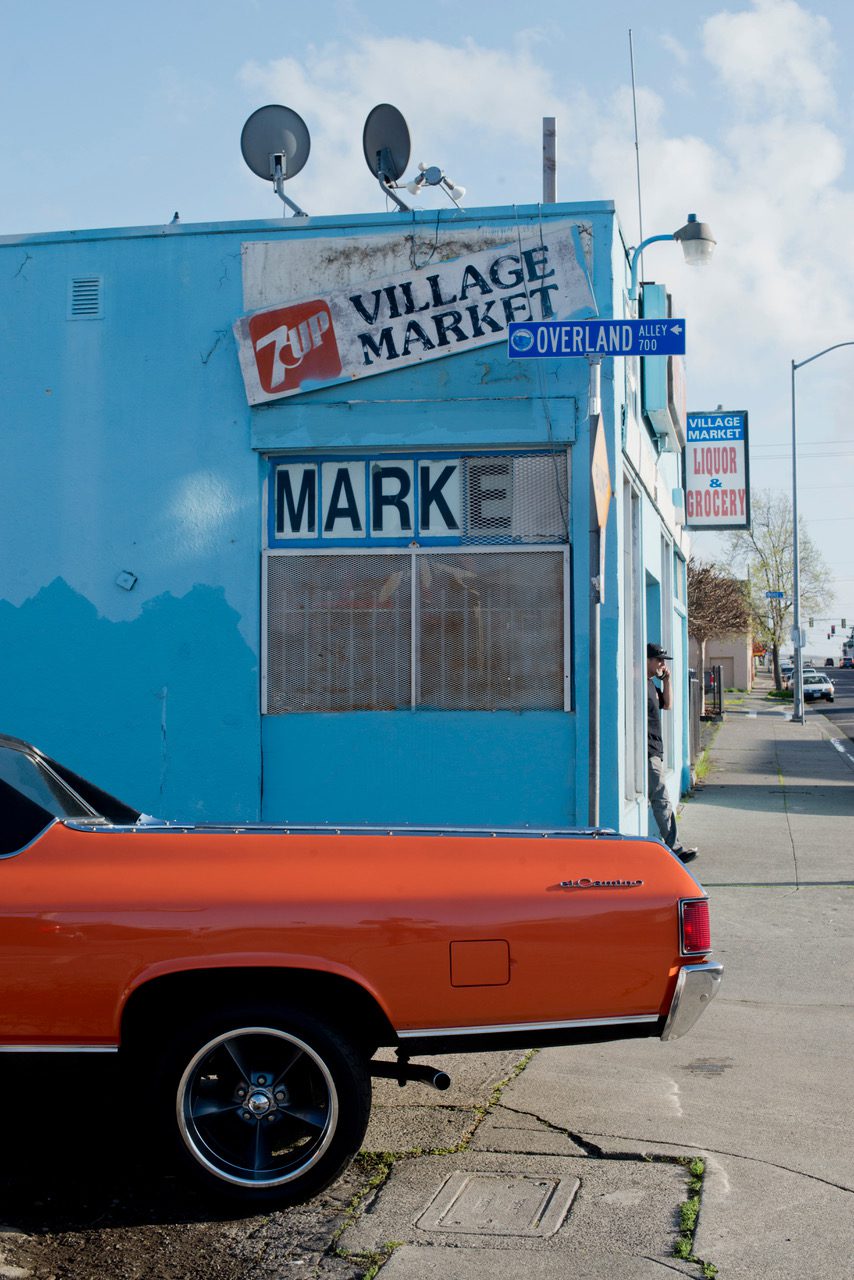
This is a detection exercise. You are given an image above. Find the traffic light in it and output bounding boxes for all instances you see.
[843,618,848,628]
[809,617,814,627]
[832,625,836,635]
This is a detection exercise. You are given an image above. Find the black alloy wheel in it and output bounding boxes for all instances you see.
[163,1005,371,1205]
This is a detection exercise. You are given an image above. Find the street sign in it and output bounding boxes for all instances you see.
[508,318,686,359]
[765,591,785,599]
[591,418,612,530]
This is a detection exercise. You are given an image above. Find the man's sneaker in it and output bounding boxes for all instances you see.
[674,847,698,864]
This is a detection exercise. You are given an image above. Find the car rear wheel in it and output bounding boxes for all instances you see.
[160,1005,371,1206]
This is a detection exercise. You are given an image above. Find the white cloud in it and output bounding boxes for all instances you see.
[660,33,690,66]
[702,0,836,116]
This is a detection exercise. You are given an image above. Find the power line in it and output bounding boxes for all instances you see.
[750,447,854,455]
[750,438,854,448]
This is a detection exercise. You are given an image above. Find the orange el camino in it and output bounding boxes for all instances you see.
[0,733,721,1206]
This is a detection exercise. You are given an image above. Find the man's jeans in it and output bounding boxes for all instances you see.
[648,754,677,848]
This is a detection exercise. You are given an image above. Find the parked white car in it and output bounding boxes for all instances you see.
[782,664,816,690]
[803,671,835,702]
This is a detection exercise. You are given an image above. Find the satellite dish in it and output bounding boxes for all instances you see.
[363,103,411,180]
[241,105,310,179]
[240,105,310,216]
[363,104,412,211]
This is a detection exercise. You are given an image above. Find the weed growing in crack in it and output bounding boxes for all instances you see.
[673,1157,717,1276]
[329,1050,538,1276]
[343,1242,405,1279]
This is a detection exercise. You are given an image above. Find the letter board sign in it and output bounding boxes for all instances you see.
[267,451,567,548]
[235,224,594,404]
[270,455,465,547]
[684,411,750,529]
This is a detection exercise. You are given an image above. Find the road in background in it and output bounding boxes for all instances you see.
[815,665,854,745]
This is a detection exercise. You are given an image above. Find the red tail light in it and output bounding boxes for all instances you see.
[680,898,711,954]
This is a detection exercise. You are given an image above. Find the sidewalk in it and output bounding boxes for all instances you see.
[337,675,854,1279]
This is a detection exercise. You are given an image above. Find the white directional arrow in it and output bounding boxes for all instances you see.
[671,323,684,334]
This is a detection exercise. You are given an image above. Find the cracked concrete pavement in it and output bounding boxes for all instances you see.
[338,675,854,1278]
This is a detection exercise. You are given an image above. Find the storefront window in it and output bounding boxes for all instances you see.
[264,450,570,714]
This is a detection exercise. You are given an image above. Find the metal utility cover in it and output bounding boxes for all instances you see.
[416,1171,579,1237]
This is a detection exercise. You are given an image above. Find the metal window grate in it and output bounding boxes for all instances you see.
[462,454,568,544]
[418,551,565,709]
[68,276,103,319]
[266,548,566,713]
[267,554,412,712]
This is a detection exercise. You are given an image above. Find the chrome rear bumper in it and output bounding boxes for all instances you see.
[661,962,723,1040]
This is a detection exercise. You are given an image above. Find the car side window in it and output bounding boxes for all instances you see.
[0,746,93,822]
[0,777,54,856]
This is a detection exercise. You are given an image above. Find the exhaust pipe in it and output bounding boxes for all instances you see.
[370,1058,451,1090]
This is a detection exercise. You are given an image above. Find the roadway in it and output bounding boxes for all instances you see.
[809,663,854,743]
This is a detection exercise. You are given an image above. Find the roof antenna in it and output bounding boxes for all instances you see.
[629,30,645,284]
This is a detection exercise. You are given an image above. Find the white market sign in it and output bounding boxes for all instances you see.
[684,411,750,529]
[270,456,464,544]
[234,225,594,405]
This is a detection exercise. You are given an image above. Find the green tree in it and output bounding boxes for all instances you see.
[723,489,832,689]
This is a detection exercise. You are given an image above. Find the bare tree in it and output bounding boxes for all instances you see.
[723,489,832,689]
[687,558,750,705]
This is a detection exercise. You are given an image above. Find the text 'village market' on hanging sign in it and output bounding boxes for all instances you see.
[233,224,595,404]
[684,411,750,530]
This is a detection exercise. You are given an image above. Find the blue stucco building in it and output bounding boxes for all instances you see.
[0,202,690,834]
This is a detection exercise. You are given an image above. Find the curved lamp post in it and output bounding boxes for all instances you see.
[629,214,716,302]
[790,341,854,722]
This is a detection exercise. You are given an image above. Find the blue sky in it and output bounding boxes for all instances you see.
[4,0,854,653]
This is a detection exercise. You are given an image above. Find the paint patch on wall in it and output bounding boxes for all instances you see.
[0,579,259,822]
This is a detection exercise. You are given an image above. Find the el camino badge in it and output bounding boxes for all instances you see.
[559,878,644,890]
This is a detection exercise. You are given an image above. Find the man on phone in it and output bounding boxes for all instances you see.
[647,642,697,864]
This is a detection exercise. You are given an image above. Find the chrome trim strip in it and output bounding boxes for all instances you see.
[67,820,636,840]
[0,1044,118,1053]
[398,1014,658,1039]
[661,962,723,1041]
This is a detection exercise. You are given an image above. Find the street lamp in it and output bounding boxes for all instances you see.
[790,341,854,722]
[629,214,716,302]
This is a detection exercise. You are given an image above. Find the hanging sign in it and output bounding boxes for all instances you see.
[234,225,594,404]
[684,410,751,529]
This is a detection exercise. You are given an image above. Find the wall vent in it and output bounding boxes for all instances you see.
[68,276,103,320]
